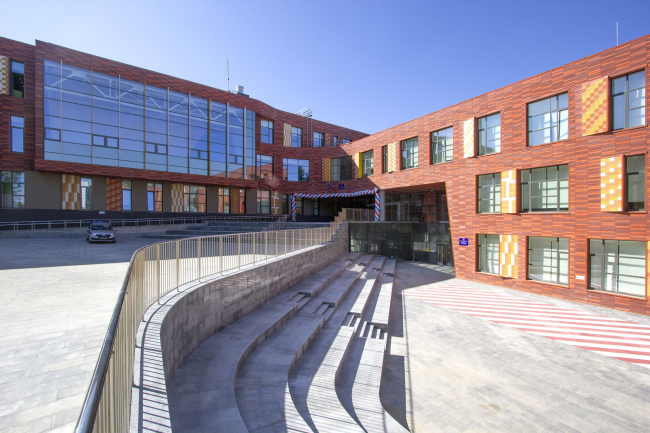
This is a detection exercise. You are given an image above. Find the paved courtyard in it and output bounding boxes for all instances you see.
[0,237,158,433]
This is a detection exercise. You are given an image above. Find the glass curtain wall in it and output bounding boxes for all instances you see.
[43,60,255,176]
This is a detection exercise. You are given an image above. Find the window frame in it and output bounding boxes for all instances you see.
[400,136,418,170]
[147,182,163,212]
[10,115,24,153]
[10,60,24,99]
[520,164,569,213]
[312,198,319,216]
[260,119,274,144]
[283,158,310,182]
[625,154,646,212]
[477,173,501,214]
[588,238,646,297]
[361,150,374,177]
[218,187,230,213]
[611,70,646,131]
[256,154,274,180]
[431,126,454,165]
[526,92,569,147]
[121,180,132,211]
[527,236,569,286]
[290,126,303,147]
[256,190,271,214]
[381,145,388,173]
[331,156,353,181]
[80,177,92,210]
[1,171,25,209]
[477,112,501,156]
[183,184,207,213]
[313,131,324,147]
[477,234,500,275]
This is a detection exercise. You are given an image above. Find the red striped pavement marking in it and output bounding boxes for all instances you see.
[404,284,650,368]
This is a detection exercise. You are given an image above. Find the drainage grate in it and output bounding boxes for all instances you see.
[372,268,381,272]
[359,263,366,266]
[383,272,394,277]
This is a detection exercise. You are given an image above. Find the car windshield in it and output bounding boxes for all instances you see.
[90,223,111,230]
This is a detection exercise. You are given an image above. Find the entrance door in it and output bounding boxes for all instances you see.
[437,244,453,266]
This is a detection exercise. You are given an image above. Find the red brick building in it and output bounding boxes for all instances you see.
[1,35,649,314]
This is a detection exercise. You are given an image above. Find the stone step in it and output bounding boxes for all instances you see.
[350,255,386,318]
[235,255,370,432]
[369,258,396,330]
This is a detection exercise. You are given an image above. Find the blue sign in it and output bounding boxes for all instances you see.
[459,238,469,246]
[338,184,344,190]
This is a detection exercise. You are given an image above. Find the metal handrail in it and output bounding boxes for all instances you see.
[263,214,289,232]
[0,214,281,231]
[74,209,354,433]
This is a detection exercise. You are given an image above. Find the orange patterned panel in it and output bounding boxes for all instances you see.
[0,56,8,96]
[387,142,397,173]
[600,156,623,212]
[231,188,240,214]
[106,178,122,211]
[463,118,475,158]
[500,169,517,214]
[61,174,80,210]
[170,183,183,212]
[581,77,609,136]
[499,235,518,278]
[283,123,292,147]
[352,153,360,179]
[322,158,330,182]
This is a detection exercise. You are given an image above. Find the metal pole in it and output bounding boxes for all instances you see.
[265,231,268,261]
[156,245,160,304]
[176,241,180,292]
[238,234,241,269]
[197,238,202,280]
[253,233,256,265]
[219,236,223,273]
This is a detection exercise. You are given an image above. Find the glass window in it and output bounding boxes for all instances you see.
[295,196,303,215]
[361,150,374,177]
[527,93,569,146]
[478,113,501,155]
[1,171,25,208]
[331,156,353,181]
[257,190,271,214]
[10,116,24,153]
[183,185,207,212]
[431,127,453,164]
[80,177,92,210]
[314,131,324,147]
[477,173,501,213]
[477,234,499,274]
[291,126,302,147]
[341,139,351,144]
[11,61,24,98]
[147,182,163,211]
[312,198,319,216]
[122,180,132,211]
[261,119,273,144]
[333,136,338,146]
[527,236,569,285]
[589,239,645,297]
[520,164,569,212]
[283,158,309,182]
[626,155,645,211]
[401,137,418,169]
[612,71,646,130]
[257,154,274,180]
[382,145,388,173]
[218,187,230,213]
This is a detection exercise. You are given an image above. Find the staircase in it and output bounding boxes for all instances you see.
[144,220,331,240]
[167,253,405,432]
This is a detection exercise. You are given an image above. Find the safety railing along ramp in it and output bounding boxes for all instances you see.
[167,254,358,433]
[235,255,371,432]
[352,258,408,433]
[288,255,385,433]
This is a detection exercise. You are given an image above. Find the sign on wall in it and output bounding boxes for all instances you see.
[459,238,469,246]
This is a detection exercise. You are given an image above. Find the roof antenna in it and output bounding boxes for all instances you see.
[616,22,619,46]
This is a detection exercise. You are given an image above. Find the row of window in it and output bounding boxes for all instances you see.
[260,120,350,147]
[477,235,646,297]
[254,190,320,215]
[477,156,645,214]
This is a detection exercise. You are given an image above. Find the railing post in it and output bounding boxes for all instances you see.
[292,230,295,253]
[265,231,268,261]
[176,241,180,291]
[238,234,241,269]
[219,236,223,273]
[253,233,256,265]
[197,238,202,280]
[156,245,161,304]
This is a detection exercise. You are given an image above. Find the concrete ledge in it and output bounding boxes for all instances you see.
[0,223,197,239]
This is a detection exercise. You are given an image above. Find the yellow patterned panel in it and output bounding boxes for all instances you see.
[600,156,623,212]
[352,153,360,179]
[231,188,240,214]
[271,191,281,215]
[582,77,609,136]
[170,183,183,212]
[283,123,292,147]
[322,158,330,181]
[387,142,397,173]
[463,118,475,158]
[499,235,518,278]
[61,174,81,210]
[0,56,9,96]
[500,169,517,214]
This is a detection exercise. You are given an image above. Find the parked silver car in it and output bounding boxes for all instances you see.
[86,221,117,243]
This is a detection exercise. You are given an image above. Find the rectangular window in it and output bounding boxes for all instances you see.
[401,137,418,169]
[239,188,246,214]
[11,61,24,98]
[477,234,499,274]
[478,113,501,155]
[341,138,351,144]
[122,180,132,211]
[527,236,569,285]
[295,196,303,215]
[477,173,501,213]
[261,119,274,144]
[147,182,163,212]
[520,164,569,212]
[291,126,302,147]
[313,131,324,147]
[257,190,271,214]
[527,93,568,146]
[218,187,230,213]
[183,185,207,212]
[312,198,319,216]
[1,171,25,208]
[333,136,338,146]
[283,158,309,182]
[612,70,646,130]
[626,154,645,211]
[81,177,92,210]
[93,135,119,148]
[331,156,353,181]
[382,145,388,173]
[589,239,645,297]
[361,150,374,177]
[256,154,274,180]
[10,116,24,153]
[431,127,453,164]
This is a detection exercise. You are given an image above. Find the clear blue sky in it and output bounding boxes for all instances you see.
[2,0,649,134]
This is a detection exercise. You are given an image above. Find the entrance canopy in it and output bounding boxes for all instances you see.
[291,187,380,221]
